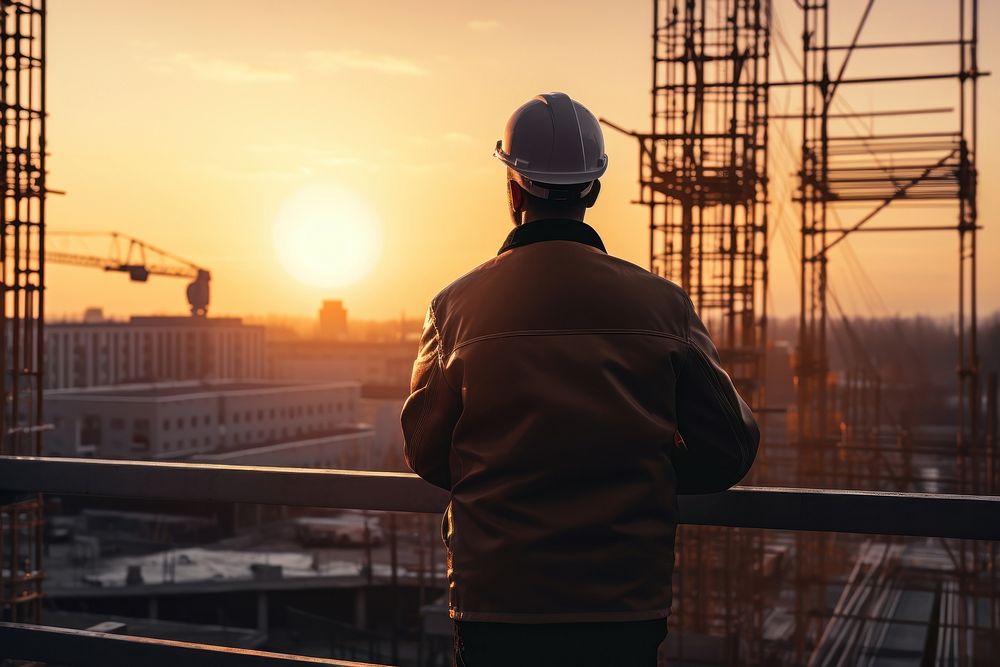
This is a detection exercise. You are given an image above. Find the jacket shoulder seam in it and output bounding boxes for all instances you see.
[682,293,695,344]
[427,299,459,395]
[427,298,446,363]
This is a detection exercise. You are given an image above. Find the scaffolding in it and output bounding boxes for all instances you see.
[638,0,770,407]
[607,0,772,661]
[612,0,994,662]
[794,0,982,491]
[794,0,993,662]
[0,0,46,624]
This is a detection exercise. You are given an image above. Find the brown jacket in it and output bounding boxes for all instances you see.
[401,219,759,623]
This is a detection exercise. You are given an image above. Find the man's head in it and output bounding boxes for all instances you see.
[494,93,608,226]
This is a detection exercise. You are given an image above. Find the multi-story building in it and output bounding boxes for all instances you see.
[44,380,367,463]
[268,339,415,388]
[45,316,266,390]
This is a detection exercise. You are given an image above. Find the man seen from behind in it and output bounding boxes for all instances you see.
[401,92,760,667]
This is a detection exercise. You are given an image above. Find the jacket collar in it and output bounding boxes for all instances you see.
[497,218,607,255]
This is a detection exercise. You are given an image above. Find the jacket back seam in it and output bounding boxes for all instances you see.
[450,328,688,353]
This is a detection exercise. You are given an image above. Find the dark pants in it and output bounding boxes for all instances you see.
[454,618,667,667]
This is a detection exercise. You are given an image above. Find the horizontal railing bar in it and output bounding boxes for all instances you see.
[0,622,383,667]
[683,485,1000,540]
[0,455,450,513]
[1,456,999,540]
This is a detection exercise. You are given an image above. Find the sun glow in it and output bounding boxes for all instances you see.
[273,184,381,288]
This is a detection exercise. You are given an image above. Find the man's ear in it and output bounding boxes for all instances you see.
[583,179,601,209]
[507,180,524,221]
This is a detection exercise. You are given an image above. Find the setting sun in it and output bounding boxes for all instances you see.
[273,183,381,289]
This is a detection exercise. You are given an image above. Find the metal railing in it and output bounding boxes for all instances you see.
[0,621,376,667]
[1,455,999,665]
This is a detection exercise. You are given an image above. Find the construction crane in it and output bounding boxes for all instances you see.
[41,231,211,317]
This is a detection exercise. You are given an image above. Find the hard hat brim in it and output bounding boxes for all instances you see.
[493,141,608,185]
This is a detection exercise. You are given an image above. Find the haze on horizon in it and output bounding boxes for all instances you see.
[45,0,999,322]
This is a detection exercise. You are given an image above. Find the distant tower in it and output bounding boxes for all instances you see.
[318,299,348,340]
[83,307,105,323]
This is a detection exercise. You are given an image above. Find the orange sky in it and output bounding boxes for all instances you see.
[45,0,998,322]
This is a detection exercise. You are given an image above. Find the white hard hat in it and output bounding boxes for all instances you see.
[493,92,608,201]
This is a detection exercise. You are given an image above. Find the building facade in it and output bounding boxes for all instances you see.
[45,316,266,390]
[44,381,364,462]
[268,340,415,388]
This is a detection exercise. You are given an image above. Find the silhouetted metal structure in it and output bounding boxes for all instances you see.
[606,0,771,661]
[794,0,991,662]
[794,0,982,490]
[0,0,46,624]
[612,0,995,662]
[615,0,771,409]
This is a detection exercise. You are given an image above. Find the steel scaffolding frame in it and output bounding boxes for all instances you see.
[0,0,46,625]
[644,0,770,408]
[794,0,991,662]
[612,0,992,662]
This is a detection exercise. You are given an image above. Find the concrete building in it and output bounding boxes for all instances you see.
[45,316,266,390]
[44,381,367,463]
[268,340,415,388]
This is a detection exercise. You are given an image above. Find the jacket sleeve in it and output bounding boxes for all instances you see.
[400,302,461,490]
[672,297,760,494]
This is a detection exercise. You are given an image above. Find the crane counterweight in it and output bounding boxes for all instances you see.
[186,269,211,317]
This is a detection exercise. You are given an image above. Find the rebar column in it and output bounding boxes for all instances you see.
[0,0,46,625]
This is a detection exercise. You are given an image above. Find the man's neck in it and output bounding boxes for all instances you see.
[519,210,586,225]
